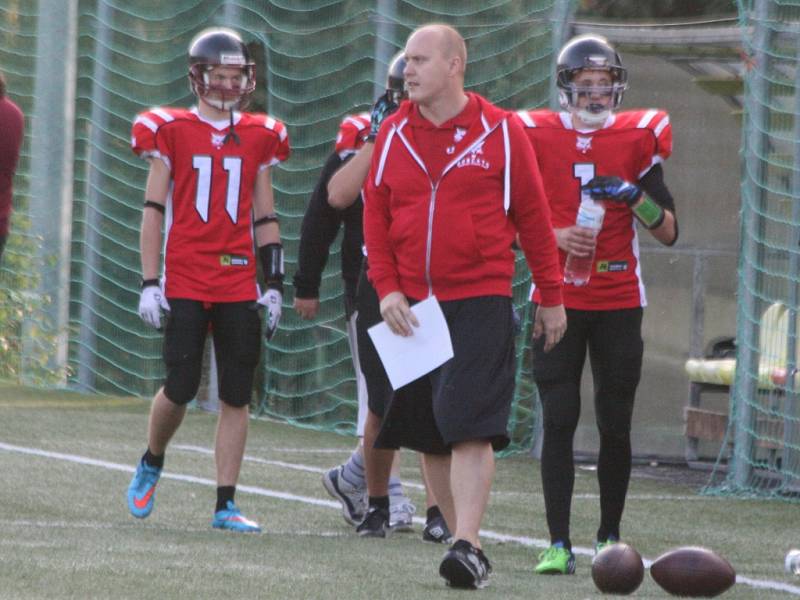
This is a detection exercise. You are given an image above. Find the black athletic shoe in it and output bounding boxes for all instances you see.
[476,547,493,575]
[439,539,490,589]
[356,506,390,538]
[422,514,452,544]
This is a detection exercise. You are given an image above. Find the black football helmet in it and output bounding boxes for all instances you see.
[556,34,627,125]
[188,28,256,110]
[386,51,407,104]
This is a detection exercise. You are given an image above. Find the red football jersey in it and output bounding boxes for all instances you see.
[519,109,672,310]
[334,112,370,158]
[131,107,290,302]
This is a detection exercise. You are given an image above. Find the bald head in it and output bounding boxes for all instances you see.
[407,24,467,75]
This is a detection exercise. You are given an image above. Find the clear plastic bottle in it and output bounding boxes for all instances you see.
[563,197,605,286]
[786,549,800,575]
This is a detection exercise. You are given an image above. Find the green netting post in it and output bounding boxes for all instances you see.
[782,32,800,492]
[373,0,398,99]
[22,0,79,386]
[732,0,772,487]
[549,0,576,110]
[76,0,114,392]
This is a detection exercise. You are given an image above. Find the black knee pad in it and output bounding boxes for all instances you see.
[213,303,262,408]
[162,301,208,404]
[164,362,203,405]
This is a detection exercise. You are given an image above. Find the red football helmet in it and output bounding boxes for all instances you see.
[188,28,256,110]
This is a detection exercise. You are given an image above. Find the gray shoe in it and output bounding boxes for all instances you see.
[322,465,366,526]
[389,496,416,531]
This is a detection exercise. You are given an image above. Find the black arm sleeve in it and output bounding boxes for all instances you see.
[638,163,679,245]
[292,152,346,298]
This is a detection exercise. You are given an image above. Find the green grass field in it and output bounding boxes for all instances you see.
[0,382,798,599]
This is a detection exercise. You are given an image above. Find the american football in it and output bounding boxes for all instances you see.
[591,542,644,595]
[650,546,736,597]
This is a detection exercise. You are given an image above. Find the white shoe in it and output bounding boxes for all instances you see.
[322,465,366,526]
[389,496,416,531]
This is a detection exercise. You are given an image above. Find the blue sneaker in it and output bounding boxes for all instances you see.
[127,459,162,519]
[212,501,261,533]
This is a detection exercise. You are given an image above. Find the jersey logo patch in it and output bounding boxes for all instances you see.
[211,132,227,149]
[597,260,628,273]
[220,254,249,267]
[576,135,593,154]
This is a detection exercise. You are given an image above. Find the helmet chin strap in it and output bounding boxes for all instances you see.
[201,94,239,112]
[574,106,610,127]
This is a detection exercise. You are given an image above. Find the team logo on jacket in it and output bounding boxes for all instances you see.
[211,132,227,148]
[456,141,490,170]
[576,136,593,154]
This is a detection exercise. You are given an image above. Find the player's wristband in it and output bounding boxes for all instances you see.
[143,200,165,214]
[632,195,665,229]
[141,278,160,289]
[259,243,284,293]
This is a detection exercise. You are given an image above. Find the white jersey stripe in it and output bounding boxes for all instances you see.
[516,110,536,128]
[631,224,647,307]
[636,109,658,129]
[502,119,511,214]
[151,107,174,122]
[344,116,368,130]
[653,115,670,138]
[134,115,158,133]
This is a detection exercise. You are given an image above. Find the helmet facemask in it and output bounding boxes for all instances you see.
[189,63,256,111]
[557,67,627,126]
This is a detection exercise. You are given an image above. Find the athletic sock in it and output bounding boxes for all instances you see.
[368,495,389,511]
[216,486,235,512]
[388,475,404,500]
[143,448,164,469]
[426,505,443,523]
[341,449,365,489]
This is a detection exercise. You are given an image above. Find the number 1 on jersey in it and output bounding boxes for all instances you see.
[193,155,243,224]
[574,163,596,202]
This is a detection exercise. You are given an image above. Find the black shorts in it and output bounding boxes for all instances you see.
[355,264,393,418]
[375,296,516,454]
[163,299,262,407]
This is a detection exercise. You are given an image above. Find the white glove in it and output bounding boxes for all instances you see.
[139,284,170,329]
[257,288,282,340]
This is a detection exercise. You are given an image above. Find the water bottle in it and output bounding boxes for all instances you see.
[786,549,800,575]
[563,197,605,286]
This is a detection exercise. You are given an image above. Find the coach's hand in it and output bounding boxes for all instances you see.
[367,91,399,141]
[582,176,642,206]
[257,288,283,340]
[138,283,170,330]
[293,296,320,320]
[533,304,567,353]
[379,291,418,337]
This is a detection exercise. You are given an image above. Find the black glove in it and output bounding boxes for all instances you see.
[582,176,643,207]
[366,91,399,141]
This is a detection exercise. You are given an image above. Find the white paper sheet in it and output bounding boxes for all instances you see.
[367,296,454,390]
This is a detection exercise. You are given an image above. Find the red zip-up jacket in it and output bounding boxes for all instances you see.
[363,92,563,306]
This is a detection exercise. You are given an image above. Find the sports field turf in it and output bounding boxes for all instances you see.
[0,383,798,599]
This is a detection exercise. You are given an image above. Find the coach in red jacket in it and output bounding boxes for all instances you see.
[362,24,566,589]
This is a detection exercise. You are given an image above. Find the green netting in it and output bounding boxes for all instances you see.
[703,0,800,500]
[0,0,572,453]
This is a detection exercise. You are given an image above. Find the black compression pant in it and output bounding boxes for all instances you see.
[532,307,643,548]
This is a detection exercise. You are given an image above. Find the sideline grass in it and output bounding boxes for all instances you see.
[0,383,798,599]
